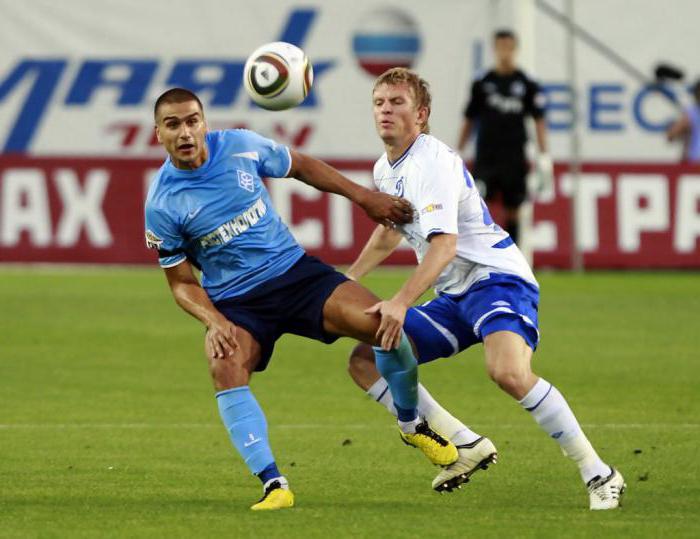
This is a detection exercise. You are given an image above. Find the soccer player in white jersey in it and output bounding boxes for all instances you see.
[346,68,625,510]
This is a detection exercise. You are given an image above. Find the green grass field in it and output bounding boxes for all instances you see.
[1,267,699,538]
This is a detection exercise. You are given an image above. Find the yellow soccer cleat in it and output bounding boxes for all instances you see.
[399,421,458,466]
[250,480,295,511]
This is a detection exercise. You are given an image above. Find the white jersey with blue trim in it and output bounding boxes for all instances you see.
[373,134,538,296]
[144,129,305,302]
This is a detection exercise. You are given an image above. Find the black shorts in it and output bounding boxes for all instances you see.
[473,157,529,209]
[213,254,349,371]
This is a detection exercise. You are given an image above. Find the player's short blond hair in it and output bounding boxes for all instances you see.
[373,67,432,134]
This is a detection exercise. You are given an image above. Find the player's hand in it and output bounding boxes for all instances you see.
[365,298,408,350]
[535,153,554,194]
[358,190,414,226]
[205,318,239,359]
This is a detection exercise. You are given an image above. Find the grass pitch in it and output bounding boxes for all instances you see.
[1,267,699,538]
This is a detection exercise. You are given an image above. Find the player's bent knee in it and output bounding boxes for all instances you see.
[487,361,530,397]
[347,342,379,389]
[207,353,252,390]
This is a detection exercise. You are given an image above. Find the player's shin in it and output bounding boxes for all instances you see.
[373,331,419,426]
[216,386,285,485]
[519,378,610,483]
[367,378,482,445]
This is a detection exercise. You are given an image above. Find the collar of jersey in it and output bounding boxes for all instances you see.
[388,133,423,169]
[165,135,214,178]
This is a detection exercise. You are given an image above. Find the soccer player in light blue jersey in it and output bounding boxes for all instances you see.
[346,68,625,510]
[145,88,459,510]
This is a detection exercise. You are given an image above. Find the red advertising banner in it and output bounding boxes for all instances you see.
[0,156,698,268]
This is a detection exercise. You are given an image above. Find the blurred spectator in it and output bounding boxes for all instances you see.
[457,29,552,245]
[666,79,700,163]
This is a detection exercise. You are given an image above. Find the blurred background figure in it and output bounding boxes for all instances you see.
[457,29,552,245]
[666,79,700,164]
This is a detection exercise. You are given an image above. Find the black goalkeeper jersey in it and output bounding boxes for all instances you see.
[464,69,545,162]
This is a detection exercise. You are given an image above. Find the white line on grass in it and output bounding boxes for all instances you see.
[0,423,698,430]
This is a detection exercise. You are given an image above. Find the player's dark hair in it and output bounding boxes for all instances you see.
[493,29,517,42]
[154,88,204,119]
[373,67,432,134]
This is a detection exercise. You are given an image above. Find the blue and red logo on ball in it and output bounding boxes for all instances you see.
[352,7,421,76]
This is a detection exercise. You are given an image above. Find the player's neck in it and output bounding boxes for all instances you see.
[385,134,420,164]
[495,63,516,75]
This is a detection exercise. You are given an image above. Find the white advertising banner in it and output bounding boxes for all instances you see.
[1,0,699,161]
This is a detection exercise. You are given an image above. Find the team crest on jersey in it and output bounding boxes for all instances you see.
[394,177,405,197]
[145,229,163,250]
[510,80,525,96]
[237,170,255,192]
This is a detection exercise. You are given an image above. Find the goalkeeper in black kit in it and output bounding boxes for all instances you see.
[457,29,552,245]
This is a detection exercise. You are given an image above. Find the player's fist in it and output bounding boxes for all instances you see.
[358,190,414,227]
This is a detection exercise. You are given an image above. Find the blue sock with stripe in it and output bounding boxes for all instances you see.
[373,332,418,422]
[216,386,279,483]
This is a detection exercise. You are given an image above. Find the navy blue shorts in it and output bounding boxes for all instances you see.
[213,254,349,371]
[404,274,540,364]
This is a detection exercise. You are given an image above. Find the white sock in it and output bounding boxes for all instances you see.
[367,378,481,445]
[519,378,610,483]
[263,476,289,491]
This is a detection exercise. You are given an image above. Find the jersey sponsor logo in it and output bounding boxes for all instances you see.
[487,93,523,114]
[237,169,255,192]
[198,197,267,248]
[145,229,163,249]
[420,203,443,214]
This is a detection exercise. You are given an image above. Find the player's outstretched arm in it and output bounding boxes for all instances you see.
[288,150,413,227]
[346,224,403,281]
[163,260,238,358]
[366,233,457,350]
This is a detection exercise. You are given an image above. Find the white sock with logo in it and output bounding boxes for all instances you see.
[367,378,481,445]
[519,378,610,483]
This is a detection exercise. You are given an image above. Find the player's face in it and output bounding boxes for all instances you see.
[155,100,208,169]
[372,83,426,147]
[494,36,517,68]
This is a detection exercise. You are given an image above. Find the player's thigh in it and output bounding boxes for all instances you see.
[205,325,263,389]
[322,280,381,344]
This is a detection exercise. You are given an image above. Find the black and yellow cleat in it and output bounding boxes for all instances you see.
[250,480,295,511]
[400,421,458,466]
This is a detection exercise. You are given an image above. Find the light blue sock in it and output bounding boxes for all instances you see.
[373,332,418,422]
[216,386,276,476]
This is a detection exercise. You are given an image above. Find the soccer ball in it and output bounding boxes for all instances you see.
[243,42,314,111]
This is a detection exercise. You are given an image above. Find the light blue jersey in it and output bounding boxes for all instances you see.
[145,129,305,302]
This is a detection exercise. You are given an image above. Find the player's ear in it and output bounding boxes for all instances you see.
[155,125,162,144]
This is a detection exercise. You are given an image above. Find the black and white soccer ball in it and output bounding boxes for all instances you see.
[244,41,314,111]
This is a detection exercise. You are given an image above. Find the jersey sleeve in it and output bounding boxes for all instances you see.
[240,130,292,178]
[525,77,546,119]
[464,80,483,119]
[144,204,187,268]
[415,157,460,239]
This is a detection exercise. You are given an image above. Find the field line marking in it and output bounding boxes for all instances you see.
[0,423,698,430]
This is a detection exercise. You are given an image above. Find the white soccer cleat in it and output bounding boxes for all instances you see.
[587,467,626,510]
[432,436,498,492]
